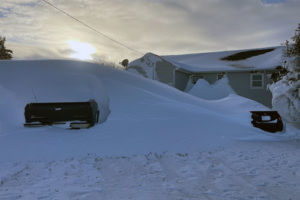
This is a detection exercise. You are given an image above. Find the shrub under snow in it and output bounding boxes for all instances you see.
[269,56,300,122]
[269,24,300,122]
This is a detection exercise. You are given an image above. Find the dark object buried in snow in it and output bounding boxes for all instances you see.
[250,111,283,133]
[24,99,99,129]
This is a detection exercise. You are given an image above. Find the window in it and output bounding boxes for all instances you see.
[251,73,264,89]
[191,75,203,84]
[217,73,225,80]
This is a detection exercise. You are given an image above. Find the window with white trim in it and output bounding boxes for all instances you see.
[250,73,264,89]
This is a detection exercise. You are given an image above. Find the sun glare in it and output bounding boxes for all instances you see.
[67,40,96,60]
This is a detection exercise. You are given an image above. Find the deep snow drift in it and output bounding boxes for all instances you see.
[188,76,235,100]
[1,59,293,161]
[128,52,162,78]
[0,60,299,200]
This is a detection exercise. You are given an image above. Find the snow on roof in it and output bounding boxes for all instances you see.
[163,46,284,73]
[128,53,162,78]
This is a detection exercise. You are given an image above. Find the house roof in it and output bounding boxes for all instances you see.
[162,46,284,73]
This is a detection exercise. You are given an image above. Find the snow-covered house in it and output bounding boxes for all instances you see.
[128,47,284,107]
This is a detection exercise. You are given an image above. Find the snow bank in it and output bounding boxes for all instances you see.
[0,60,110,126]
[188,76,235,100]
[0,85,23,134]
[128,52,162,78]
[269,77,300,122]
[0,59,298,162]
[269,55,300,122]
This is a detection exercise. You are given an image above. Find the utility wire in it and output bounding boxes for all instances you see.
[41,0,144,55]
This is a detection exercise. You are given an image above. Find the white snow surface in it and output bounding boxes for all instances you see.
[128,53,162,78]
[269,78,300,122]
[163,46,284,72]
[2,142,300,200]
[269,56,300,123]
[188,76,235,100]
[0,59,299,200]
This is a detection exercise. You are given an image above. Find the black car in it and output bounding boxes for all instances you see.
[250,111,283,133]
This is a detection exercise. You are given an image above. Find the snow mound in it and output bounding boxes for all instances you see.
[189,76,235,100]
[128,52,162,78]
[0,60,110,128]
[268,55,300,123]
[0,59,298,162]
[269,78,300,122]
[0,85,23,133]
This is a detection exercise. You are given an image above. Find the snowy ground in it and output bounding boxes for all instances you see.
[0,60,299,199]
[1,141,300,200]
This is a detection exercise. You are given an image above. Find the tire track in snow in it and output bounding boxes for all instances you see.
[215,145,300,200]
[154,153,217,200]
[211,154,278,200]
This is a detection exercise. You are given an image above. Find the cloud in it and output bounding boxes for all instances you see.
[1,0,300,62]
[261,0,287,4]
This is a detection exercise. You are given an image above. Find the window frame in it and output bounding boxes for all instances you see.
[250,73,264,89]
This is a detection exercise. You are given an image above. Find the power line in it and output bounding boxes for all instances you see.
[41,0,144,55]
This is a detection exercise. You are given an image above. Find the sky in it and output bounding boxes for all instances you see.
[0,0,299,63]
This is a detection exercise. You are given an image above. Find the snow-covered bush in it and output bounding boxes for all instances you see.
[269,24,300,122]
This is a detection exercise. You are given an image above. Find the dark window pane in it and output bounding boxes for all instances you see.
[252,75,262,80]
[252,81,262,87]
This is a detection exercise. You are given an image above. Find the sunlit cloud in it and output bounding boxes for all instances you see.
[1,0,300,63]
[67,40,96,60]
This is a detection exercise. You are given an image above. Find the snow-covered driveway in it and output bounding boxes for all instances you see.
[1,141,300,200]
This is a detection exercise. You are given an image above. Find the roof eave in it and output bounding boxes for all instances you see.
[176,67,277,74]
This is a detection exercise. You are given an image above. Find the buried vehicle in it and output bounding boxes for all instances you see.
[250,111,284,133]
[24,99,99,129]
